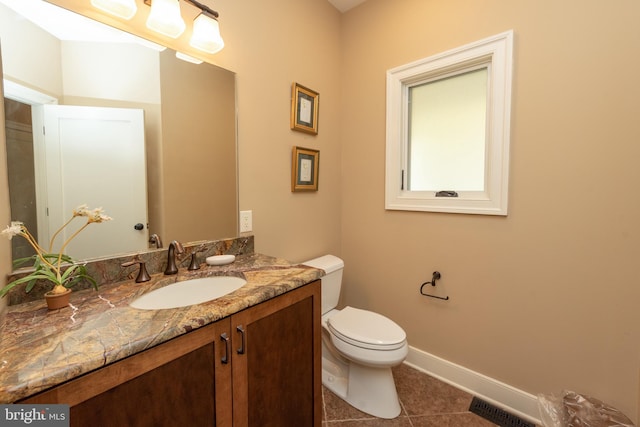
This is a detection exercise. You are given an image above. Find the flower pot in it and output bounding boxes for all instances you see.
[44,288,71,310]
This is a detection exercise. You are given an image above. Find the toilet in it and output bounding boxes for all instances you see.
[303,255,408,419]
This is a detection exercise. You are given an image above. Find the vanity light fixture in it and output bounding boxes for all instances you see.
[175,51,203,64]
[91,0,225,55]
[135,37,167,52]
[145,0,186,38]
[142,0,224,54]
[90,0,138,20]
[190,11,224,54]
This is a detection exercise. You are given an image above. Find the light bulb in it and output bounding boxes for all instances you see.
[190,13,224,54]
[91,0,137,20]
[146,0,186,38]
[176,52,203,64]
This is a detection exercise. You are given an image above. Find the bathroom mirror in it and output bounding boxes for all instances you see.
[1,0,238,266]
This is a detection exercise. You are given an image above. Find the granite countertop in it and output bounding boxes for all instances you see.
[0,253,323,403]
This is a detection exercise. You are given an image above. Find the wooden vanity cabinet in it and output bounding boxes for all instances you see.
[19,280,321,427]
[21,317,233,426]
[231,280,321,427]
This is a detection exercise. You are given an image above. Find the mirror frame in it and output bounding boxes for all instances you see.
[385,30,514,216]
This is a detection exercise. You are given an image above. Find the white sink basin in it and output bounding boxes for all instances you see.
[130,276,247,310]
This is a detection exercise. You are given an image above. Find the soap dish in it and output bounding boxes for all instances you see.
[206,255,236,266]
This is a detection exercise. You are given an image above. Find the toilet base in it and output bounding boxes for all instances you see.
[322,357,402,419]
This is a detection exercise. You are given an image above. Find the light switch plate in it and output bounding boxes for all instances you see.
[240,210,252,233]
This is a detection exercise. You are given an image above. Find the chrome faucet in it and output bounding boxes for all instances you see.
[164,240,184,275]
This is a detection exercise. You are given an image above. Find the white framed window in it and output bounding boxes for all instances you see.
[385,30,514,215]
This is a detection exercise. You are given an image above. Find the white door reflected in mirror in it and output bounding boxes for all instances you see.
[40,104,148,259]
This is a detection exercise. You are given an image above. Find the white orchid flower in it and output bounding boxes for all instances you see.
[1,222,24,239]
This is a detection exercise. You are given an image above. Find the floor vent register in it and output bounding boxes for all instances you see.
[469,397,535,427]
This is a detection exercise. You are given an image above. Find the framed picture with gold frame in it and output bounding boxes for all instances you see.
[291,146,319,192]
[290,83,319,134]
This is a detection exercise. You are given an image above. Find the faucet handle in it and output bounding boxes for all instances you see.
[188,253,201,271]
[121,260,151,283]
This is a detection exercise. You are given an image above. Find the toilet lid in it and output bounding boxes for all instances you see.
[327,306,406,349]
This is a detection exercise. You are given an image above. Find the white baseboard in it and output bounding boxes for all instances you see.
[405,346,542,425]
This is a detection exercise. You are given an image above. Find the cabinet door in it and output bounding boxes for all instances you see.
[213,318,233,427]
[70,344,216,426]
[231,280,321,427]
[22,319,233,427]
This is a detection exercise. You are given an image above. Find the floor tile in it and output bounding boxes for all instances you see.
[322,363,500,426]
[323,385,391,422]
[409,413,499,426]
[325,417,413,426]
[392,364,474,416]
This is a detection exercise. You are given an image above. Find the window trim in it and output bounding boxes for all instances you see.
[385,30,514,215]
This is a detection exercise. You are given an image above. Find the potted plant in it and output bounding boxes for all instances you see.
[1,204,112,309]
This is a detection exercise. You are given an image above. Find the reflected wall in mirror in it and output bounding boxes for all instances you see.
[0,0,238,267]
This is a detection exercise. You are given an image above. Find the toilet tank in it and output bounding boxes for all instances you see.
[302,255,344,314]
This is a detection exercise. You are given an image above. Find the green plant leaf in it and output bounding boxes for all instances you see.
[12,255,39,269]
[1,272,58,297]
[4,251,99,297]
[60,264,80,282]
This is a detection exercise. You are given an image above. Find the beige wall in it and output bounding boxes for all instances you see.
[211,0,344,261]
[339,0,640,422]
[2,0,638,422]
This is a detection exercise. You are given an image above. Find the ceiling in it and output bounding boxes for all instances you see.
[327,0,367,13]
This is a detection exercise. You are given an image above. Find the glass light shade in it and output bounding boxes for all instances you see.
[176,52,203,64]
[146,0,186,38]
[134,37,167,52]
[189,13,225,54]
[91,0,137,20]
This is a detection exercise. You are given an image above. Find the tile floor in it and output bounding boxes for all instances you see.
[321,363,499,426]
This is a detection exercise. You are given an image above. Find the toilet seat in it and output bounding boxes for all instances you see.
[327,306,406,351]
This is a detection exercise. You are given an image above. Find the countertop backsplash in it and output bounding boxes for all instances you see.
[5,236,255,306]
